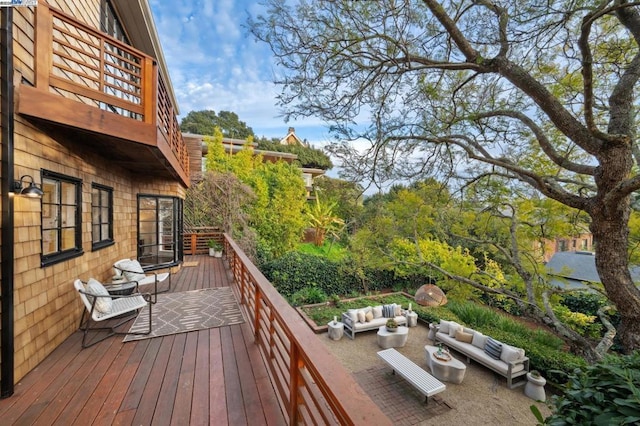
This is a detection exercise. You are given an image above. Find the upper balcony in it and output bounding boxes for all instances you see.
[15,3,189,186]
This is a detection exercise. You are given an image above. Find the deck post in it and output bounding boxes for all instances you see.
[288,344,301,423]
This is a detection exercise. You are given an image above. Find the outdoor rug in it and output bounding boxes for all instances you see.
[354,365,453,425]
[182,261,199,267]
[123,287,244,342]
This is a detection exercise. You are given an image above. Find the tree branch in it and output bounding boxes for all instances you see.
[473,110,597,175]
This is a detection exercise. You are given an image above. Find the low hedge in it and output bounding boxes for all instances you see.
[261,252,433,299]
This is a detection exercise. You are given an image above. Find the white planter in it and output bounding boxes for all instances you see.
[214,250,222,258]
[524,372,547,401]
[209,248,215,257]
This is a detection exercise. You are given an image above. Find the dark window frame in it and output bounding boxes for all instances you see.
[41,170,83,267]
[91,183,114,251]
[137,194,183,269]
[100,0,130,44]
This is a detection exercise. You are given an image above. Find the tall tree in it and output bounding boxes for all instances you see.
[251,0,640,351]
[180,110,254,139]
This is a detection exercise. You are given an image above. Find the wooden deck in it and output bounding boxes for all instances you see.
[0,256,286,425]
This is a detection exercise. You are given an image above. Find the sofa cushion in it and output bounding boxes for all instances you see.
[439,320,451,334]
[455,330,474,343]
[365,311,374,322]
[436,330,526,376]
[500,343,525,363]
[448,321,462,337]
[347,309,358,323]
[352,316,406,331]
[394,304,402,316]
[372,305,383,319]
[472,331,488,349]
[484,337,503,360]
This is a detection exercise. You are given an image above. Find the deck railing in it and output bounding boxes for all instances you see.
[31,2,189,176]
[183,228,223,255]
[223,234,392,425]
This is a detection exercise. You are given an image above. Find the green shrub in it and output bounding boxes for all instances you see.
[530,329,564,350]
[537,352,640,425]
[446,300,501,328]
[261,251,435,299]
[291,286,328,306]
[261,252,355,298]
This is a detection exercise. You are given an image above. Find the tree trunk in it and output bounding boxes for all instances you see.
[590,145,640,353]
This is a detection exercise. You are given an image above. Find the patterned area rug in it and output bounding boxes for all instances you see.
[182,261,199,267]
[354,365,452,425]
[123,287,245,342]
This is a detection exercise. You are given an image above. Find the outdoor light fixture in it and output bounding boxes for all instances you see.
[12,175,43,198]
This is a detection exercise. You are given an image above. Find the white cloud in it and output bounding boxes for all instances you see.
[150,1,337,145]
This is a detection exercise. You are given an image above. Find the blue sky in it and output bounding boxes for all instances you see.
[149,0,332,147]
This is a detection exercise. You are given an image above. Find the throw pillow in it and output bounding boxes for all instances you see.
[455,330,474,343]
[472,332,488,349]
[500,344,525,363]
[357,310,366,323]
[382,304,394,318]
[120,260,146,282]
[484,337,503,360]
[439,320,451,334]
[85,278,112,314]
[365,311,374,322]
[448,321,461,337]
[372,305,383,319]
[347,309,358,323]
[394,303,402,317]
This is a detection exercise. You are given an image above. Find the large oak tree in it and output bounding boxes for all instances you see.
[251,0,640,351]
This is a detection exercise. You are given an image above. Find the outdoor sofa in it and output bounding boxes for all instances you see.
[433,319,529,388]
[341,303,407,339]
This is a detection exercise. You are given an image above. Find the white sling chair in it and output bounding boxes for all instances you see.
[74,278,153,348]
[113,258,170,302]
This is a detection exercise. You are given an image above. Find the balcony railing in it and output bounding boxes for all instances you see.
[183,228,224,255]
[223,234,392,425]
[18,2,189,183]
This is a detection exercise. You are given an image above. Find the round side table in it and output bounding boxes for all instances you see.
[327,321,344,341]
[405,311,418,327]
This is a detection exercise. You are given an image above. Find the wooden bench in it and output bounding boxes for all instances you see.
[377,348,446,403]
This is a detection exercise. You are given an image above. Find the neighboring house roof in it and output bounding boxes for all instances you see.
[279,127,306,146]
[197,136,298,162]
[546,251,640,290]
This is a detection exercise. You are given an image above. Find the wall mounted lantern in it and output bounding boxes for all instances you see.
[12,175,44,198]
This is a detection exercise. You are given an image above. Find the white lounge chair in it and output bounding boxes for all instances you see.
[113,258,170,301]
[74,278,153,348]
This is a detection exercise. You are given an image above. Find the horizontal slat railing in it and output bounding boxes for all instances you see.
[45,5,148,120]
[223,234,392,425]
[183,229,223,255]
[32,2,189,178]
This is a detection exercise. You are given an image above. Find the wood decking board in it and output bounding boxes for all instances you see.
[189,330,211,426]
[221,325,247,425]
[209,327,228,423]
[0,256,286,425]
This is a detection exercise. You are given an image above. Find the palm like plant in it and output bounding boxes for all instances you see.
[306,193,345,246]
